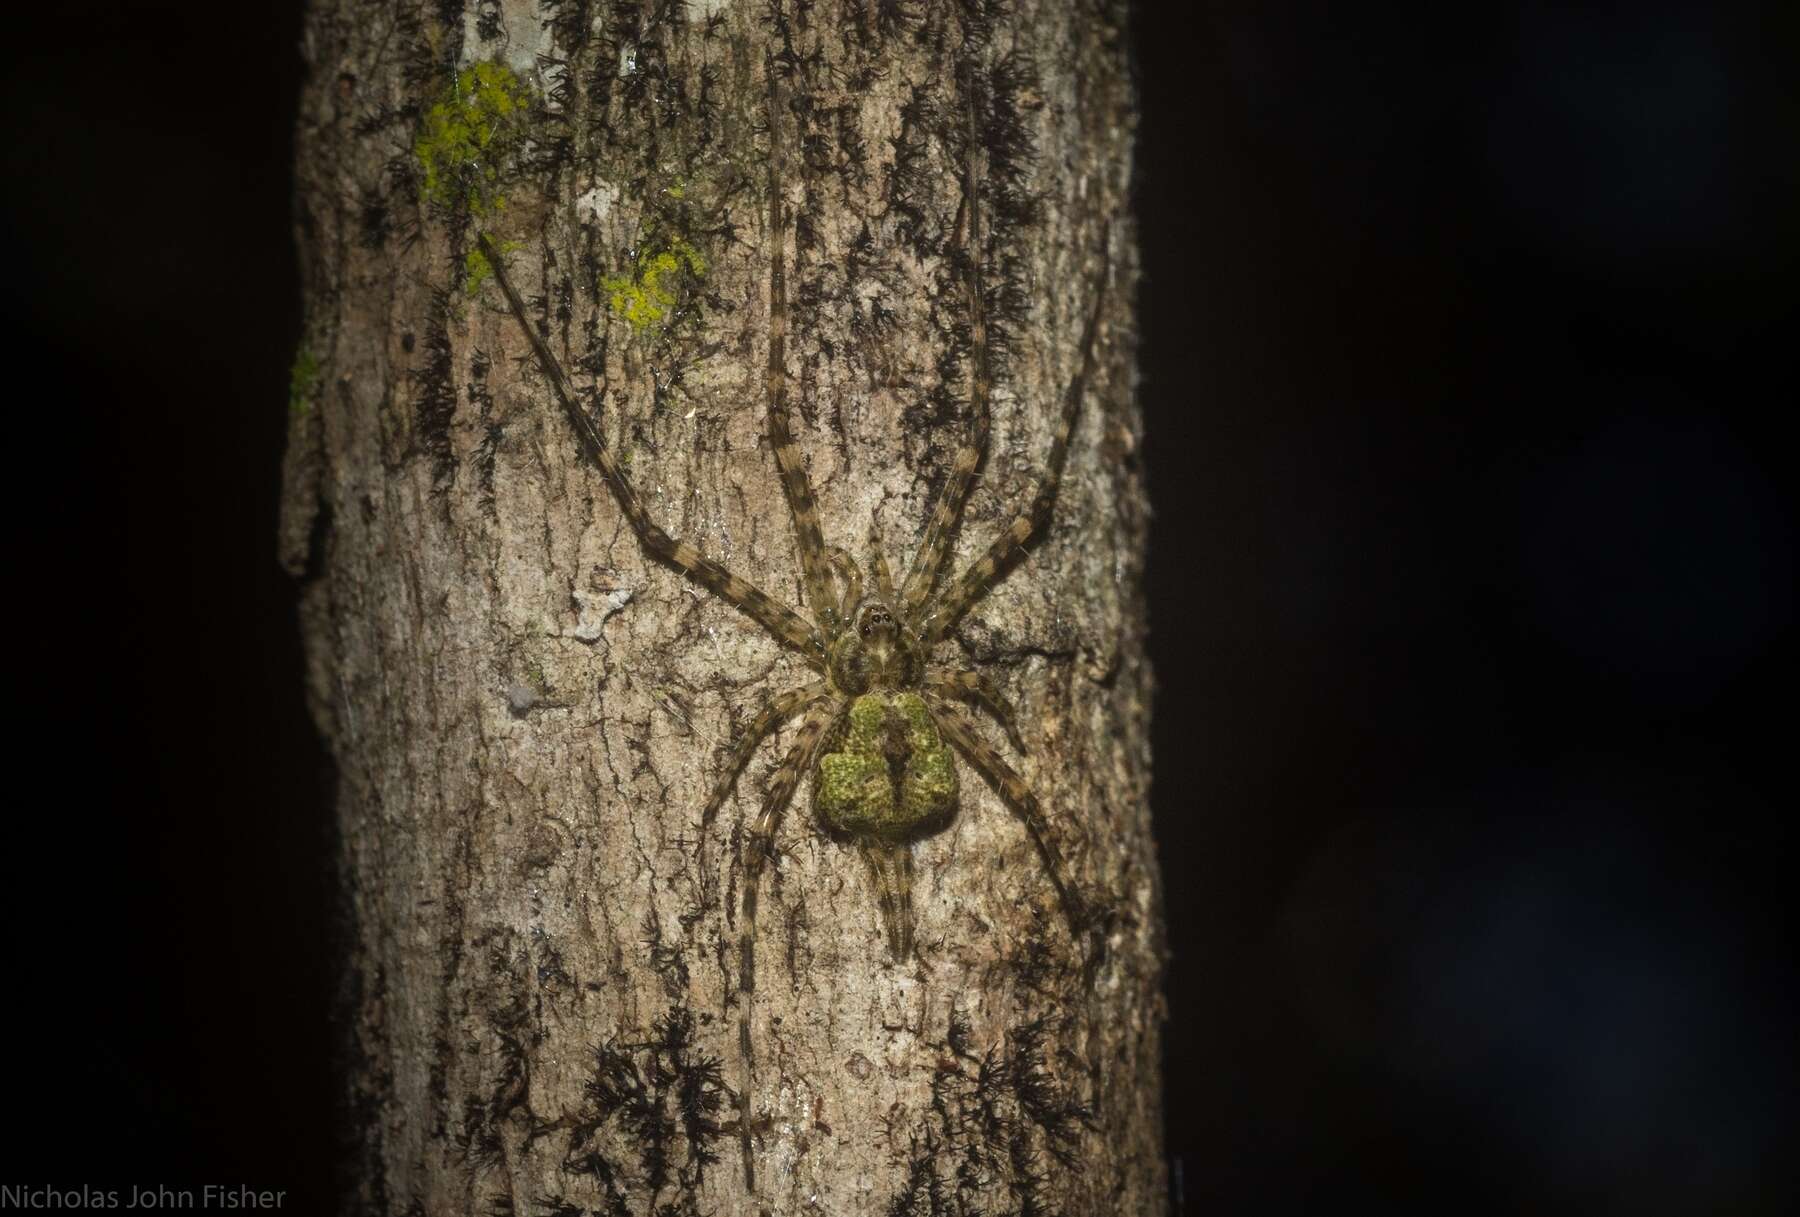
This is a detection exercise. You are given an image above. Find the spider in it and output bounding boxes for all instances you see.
[474,93,1108,1191]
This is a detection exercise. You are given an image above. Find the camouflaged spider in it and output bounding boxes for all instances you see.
[476,95,1107,1191]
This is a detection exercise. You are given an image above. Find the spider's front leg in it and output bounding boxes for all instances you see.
[764,83,841,628]
[477,233,827,664]
[925,695,1090,950]
[919,246,1112,646]
[898,88,993,624]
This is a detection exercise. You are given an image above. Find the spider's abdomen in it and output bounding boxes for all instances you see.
[815,692,957,842]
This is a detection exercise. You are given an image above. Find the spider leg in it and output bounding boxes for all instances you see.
[700,679,830,833]
[738,698,839,992]
[858,841,917,960]
[925,668,1025,753]
[478,234,827,664]
[898,87,991,624]
[918,243,1111,646]
[764,83,840,627]
[925,694,1086,941]
[736,696,842,1192]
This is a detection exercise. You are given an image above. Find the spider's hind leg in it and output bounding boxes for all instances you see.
[858,841,917,961]
[736,697,842,1192]
[698,680,829,905]
[925,694,1094,960]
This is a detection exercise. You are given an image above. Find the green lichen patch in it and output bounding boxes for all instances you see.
[288,346,319,418]
[601,238,707,332]
[463,237,520,295]
[415,61,533,215]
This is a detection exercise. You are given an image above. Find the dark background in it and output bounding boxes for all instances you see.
[5,2,1792,1214]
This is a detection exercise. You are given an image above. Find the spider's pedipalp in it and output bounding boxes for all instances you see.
[478,233,827,664]
[925,694,1085,941]
[899,84,992,626]
[827,547,862,624]
[925,667,1025,753]
[867,518,898,608]
[920,241,1111,646]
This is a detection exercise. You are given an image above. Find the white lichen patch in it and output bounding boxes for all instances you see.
[575,179,621,225]
[569,586,635,642]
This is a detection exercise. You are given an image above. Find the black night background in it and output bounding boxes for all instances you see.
[3,2,1792,1214]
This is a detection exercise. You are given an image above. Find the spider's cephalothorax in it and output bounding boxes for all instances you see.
[475,71,1109,1195]
[828,599,921,694]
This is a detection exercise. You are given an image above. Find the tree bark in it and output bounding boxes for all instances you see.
[282,2,1159,1214]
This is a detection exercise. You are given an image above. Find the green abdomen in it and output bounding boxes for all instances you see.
[814,692,957,842]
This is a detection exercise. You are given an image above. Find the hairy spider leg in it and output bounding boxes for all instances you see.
[899,85,992,624]
[478,233,826,662]
[920,245,1111,646]
[737,697,843,1192]
[737,699,840,992]
[764,83,840,628]
[924,668,1025,753]
[858,841,918,960]
[699,679,831,832]
[925,695,1085,939]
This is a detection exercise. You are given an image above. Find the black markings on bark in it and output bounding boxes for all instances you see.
[969,50,1041,383]
[884,1014,1094,1217]
[454,937,536,1178]
[560,1005,729,1207]
[882,84,940,258]
[641,906,691,996]
[468,348,502,517]
[414,293,460,491]
[356,186,393,250]
[540,0,593,54]
[475,1,503,41]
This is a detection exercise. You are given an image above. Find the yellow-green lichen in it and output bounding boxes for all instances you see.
[288,346,319,417]
[415,61,532,215]
[464,237,521,295]
[601,238,707,331]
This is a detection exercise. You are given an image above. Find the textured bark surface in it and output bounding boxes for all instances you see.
[281,2,1159,1213]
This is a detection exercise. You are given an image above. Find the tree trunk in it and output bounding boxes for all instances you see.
[282,2,1158,1214]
